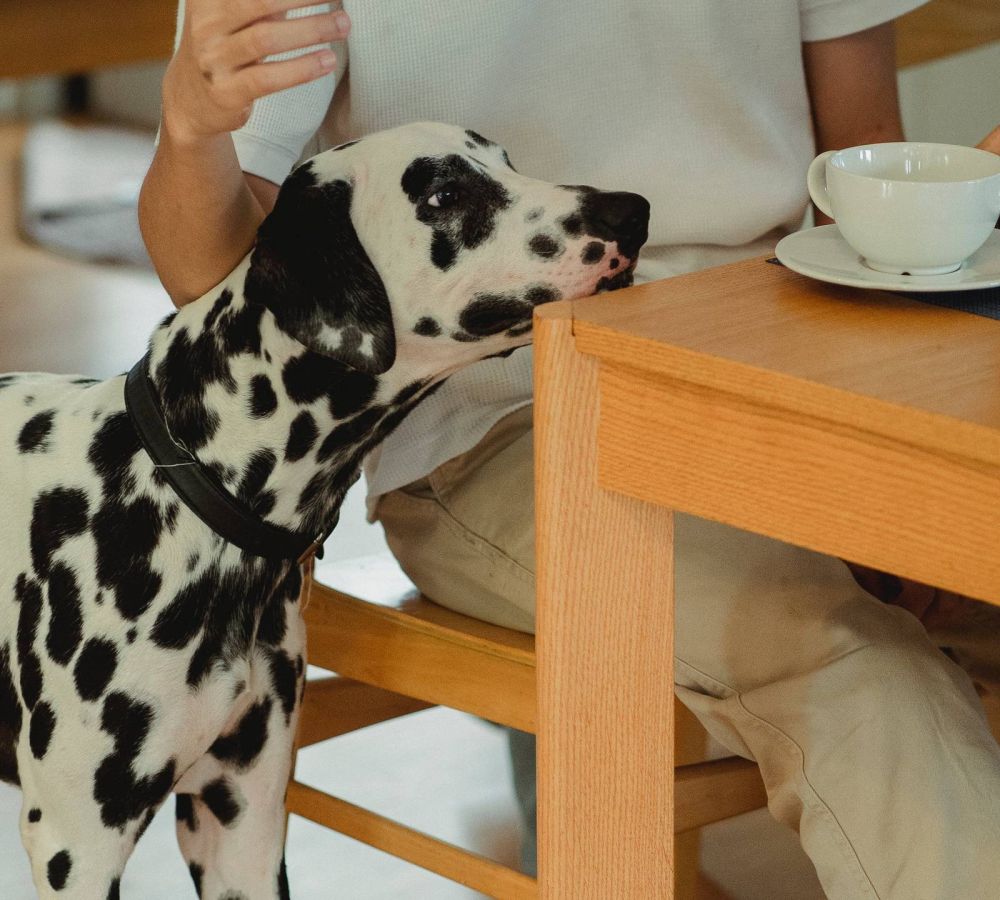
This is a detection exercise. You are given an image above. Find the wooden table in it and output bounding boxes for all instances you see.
[533,255,1000,896]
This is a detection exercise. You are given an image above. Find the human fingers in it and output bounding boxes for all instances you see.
[187,0,336,38]
[209,11,346,73]
[976,124,1000,155]
[212,48,338,109]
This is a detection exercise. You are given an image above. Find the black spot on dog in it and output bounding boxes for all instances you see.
[15,573,43,664]
[529,234,562,259]
[30,488,89,578]
[18,653,43,714]
[176,793,197,831]
[28,807,41,823]
[209,697,272,769]
[29,701,55,759]
[609,257,620,269]
[17,410,56,453]
[92,497,163,621]
[106,878,121,900]
[464,129,494,148]
[46,563,84,666]
[0,646,22,784]
[0,374,19,390]
[268,649,299,724]
[47,849,72,890]
[282,353,346,404]
[329,370,377,420]
[202,289,233,332]
[582,241,605,264]
[257,589,288,647]
[430,230,457,270]
[249,375,278,418]
[315,405,386,464]
[221,301,265,358]
[285,412,318,463]
[155,326,231,451]
[94,692,176,829]
[88,412,141,497]
[459,294,532,337]
[201,777,241,827]
[560,213,583,236]
[237,450,277,504]
[150,569,215,650]
[188,862,203,896]
[251,489,277,518]
[525,286,561,306]
[126,629,137,644]
[74,638,118,702]
[414,317,441,337]
[278,857,291,900]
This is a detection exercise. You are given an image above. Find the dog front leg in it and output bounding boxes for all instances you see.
[174,619,305,900]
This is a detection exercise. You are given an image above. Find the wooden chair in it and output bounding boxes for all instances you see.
[286,556,769,899]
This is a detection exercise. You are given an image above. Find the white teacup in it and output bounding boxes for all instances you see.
[807,142,1000,276]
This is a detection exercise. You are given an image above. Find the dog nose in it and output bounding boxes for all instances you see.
[579,190,650,257]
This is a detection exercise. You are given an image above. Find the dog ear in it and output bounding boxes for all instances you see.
[244,161,396,374]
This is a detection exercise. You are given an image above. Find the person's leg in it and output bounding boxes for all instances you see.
[375,406,1000,898]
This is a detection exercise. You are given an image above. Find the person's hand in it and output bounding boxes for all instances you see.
[977,125,1000,155]
[162,0,350,145]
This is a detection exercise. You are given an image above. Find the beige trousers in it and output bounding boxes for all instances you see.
[375,405,1000,900]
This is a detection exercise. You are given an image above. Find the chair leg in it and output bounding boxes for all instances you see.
[674,830,701,900]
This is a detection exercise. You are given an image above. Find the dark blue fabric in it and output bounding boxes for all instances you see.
[903,286,1000,321]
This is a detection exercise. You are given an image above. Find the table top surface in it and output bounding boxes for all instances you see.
[555,255,1000,468]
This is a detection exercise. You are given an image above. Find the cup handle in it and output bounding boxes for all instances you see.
[806,150,836,219]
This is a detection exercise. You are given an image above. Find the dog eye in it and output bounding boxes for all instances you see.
[428,187,462,209]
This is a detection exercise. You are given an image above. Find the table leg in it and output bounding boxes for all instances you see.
[534,306,676,897]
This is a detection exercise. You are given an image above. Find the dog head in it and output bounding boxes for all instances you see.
[245,122,649,379]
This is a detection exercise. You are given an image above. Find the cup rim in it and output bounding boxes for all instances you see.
[829,141,1000,185]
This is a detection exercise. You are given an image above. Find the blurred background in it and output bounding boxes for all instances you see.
[0,1,997,897]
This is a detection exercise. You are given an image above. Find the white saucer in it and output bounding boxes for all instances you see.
[774,224,1000,292]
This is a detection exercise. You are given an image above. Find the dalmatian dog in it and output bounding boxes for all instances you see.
[0,121,649,898]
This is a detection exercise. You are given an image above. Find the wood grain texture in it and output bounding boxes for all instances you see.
[534,304,675,898]
[286,781,538,900]
[295,676,431,749]
[896,0,1000,68]
[1,0,175,78]
[567,256,1000,603]
[304,584,536,732]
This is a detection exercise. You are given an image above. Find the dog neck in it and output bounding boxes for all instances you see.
[144,257,436,539]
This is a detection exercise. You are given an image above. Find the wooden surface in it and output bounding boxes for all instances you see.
[570,257,1000,604]
[534,307,676,898]
[304,583,537,733]
[896,0,1000,68]
[286,781,539,900]
[0,0,175,78]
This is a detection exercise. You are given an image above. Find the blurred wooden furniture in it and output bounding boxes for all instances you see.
[533,256,1000,897]
[0,0,996,79]
[287,559,768,899]
[896,0,1000,68]
[1,0,175,78]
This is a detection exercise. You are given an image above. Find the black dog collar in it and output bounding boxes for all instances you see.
[124,353,331,563]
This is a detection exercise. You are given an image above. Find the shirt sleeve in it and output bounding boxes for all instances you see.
[800,0,929,42]
[168,0,340,185]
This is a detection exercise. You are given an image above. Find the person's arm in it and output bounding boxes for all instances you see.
[139,0,349,307]
[802,21,905,225]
